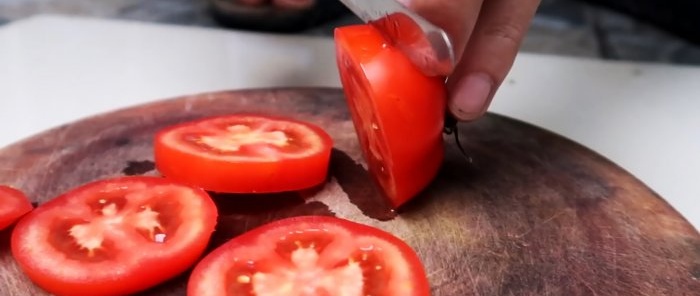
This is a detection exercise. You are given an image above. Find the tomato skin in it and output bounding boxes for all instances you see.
[154,114,333,194]
[335,24,447,208]
[10,176,218,296]
[0,185,33,230]
[187,215,430,296]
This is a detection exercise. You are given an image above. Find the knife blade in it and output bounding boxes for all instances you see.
[338,0,456,76]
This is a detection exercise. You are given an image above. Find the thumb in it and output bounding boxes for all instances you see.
[446,0,540,121]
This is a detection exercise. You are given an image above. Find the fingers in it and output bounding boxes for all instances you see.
[397,0,483,59]
[447,0,541,121]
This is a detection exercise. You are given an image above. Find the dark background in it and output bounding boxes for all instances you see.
[1,0,699,65]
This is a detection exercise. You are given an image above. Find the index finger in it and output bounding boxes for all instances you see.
[397,0,484,63]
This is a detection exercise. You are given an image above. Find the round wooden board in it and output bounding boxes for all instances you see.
[0,88,698,295]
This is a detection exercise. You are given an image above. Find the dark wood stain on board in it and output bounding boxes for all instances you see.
[0,88,698,295]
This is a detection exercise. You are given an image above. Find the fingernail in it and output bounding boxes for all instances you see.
[449,73,493,121]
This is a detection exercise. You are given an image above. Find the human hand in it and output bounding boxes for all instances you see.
[397,0,541,121]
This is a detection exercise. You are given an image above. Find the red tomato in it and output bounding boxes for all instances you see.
[0,185,33,230]
[154,114,333,193]
[11,176,218,296]
[187,215,430,296]
[335,24,447,208]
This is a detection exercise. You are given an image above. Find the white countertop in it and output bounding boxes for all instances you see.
[1,15,698,230]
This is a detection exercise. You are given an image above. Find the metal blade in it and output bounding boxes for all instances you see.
[338,0,456,76]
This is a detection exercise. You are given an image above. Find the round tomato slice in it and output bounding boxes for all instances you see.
[334,24,447,208]
[10,176,218,296]
[0,185,33,230]
[154,114,333,194]
[188,215,430,296]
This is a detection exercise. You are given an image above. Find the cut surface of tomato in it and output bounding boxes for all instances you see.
[154,114,333,193]
[187,215,430,296]
[10,176,218,296]
[0,185,33,230]
[335,24,447,208]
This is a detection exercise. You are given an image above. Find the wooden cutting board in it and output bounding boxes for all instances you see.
[0,88,698,295]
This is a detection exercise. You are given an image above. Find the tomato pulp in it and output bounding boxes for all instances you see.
[0,185,33,230]
[335,24,447,208]
[154,114,333,194]
[11,176,218,296]
[188,216,430,296]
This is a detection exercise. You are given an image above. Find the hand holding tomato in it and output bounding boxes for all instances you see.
[398,0,541,121]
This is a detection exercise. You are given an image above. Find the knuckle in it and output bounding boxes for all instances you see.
[482,21,526,47]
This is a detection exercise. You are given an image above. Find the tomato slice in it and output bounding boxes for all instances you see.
[154,114,333,194]
[334,24,447,208]
[0,185,33,230]
[10,176,218,296]
[187,215,430,296]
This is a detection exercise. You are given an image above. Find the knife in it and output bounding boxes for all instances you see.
[337,0,456,77]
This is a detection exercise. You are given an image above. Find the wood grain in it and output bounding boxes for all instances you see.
[0,88,698,296]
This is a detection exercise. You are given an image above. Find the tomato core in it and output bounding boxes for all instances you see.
[47,187,185,261]
[226,229,368,296]
[11,176,218,296]
[154,114,333,193]
[188,216,430,296]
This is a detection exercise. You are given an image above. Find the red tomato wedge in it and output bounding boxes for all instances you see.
[335,24,447,208]
[154,114,333,193]
[187,215,430,296]
[0,185,33,230]
[11,176,218,296]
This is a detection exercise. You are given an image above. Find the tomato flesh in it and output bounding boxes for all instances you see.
[0,185,33,230]
[154,114,333,193]
[188,216,430,296]
[10,176,218,296]
[335,24,447,208]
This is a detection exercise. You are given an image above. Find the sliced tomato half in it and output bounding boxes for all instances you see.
[0,185,33,230]
[188,215,430,296]
[154,114,333,193]
[10,176,218,296]
[335,24,447,208]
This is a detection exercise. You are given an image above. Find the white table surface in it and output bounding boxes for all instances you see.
[1,15,698,230]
